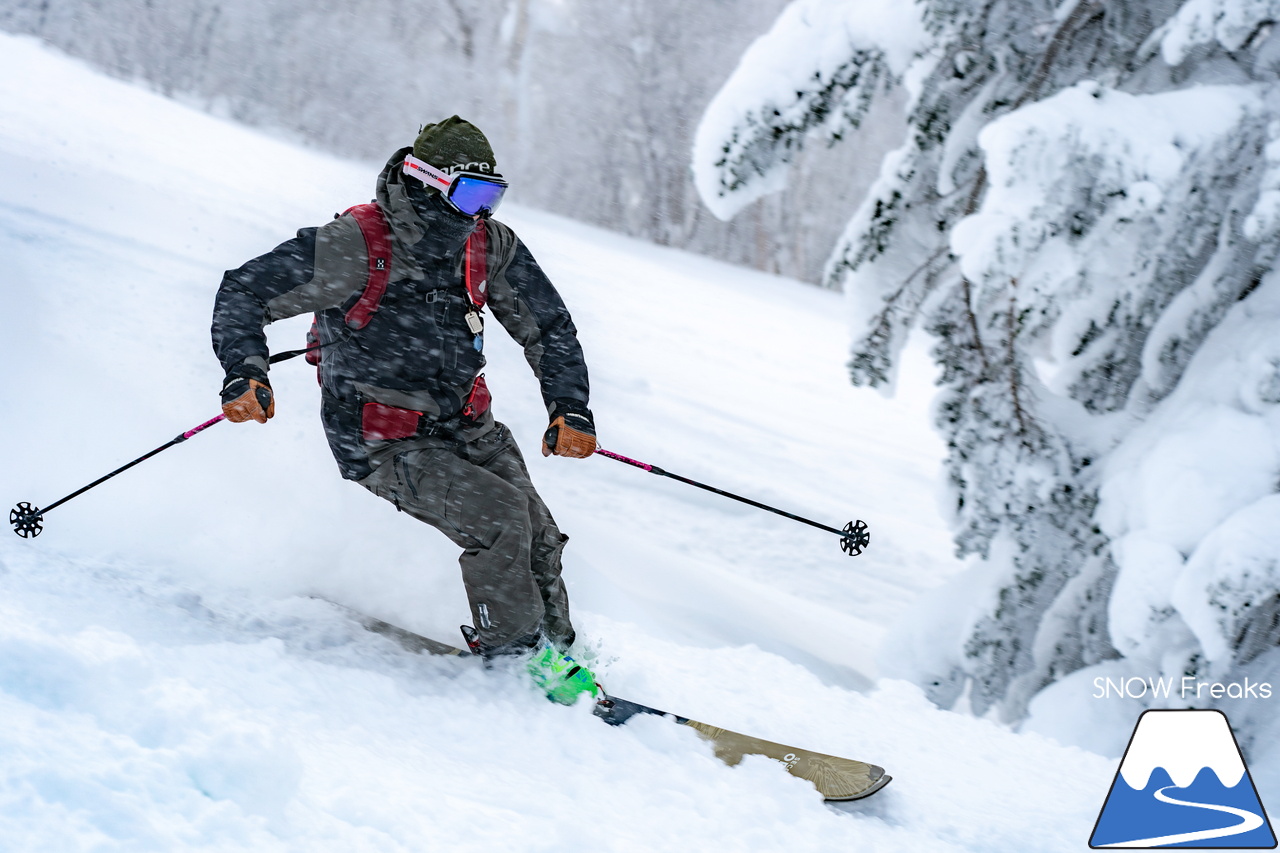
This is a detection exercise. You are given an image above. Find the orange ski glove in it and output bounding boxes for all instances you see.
[221,366,275,424]
[542,401,596,458]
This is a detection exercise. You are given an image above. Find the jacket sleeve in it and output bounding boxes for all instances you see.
[211,218,365,376]
[486,232,591,413]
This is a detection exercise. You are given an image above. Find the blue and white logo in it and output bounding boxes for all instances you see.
[1091,709,1276,848]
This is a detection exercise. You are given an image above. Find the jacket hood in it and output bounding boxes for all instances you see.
[375,147,476,260]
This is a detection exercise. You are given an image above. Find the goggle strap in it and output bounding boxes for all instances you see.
[402,154,453,191]
[403,154,506,217]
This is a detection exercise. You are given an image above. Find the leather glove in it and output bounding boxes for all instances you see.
[221,364,275,424]
[542,400,596,458]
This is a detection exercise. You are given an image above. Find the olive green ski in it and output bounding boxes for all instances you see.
[592,694,890,801]
[330,601,892,801]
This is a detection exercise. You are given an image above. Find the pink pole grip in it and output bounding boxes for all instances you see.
[594,448,653,472]
[183,414,226,439]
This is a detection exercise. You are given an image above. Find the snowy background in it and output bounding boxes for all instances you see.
[0,32,1183,852]
[4,0,1280,847]
[0,0,903,286]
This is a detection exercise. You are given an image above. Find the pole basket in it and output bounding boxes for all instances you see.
[840,520,870,556]
[10,502,43,538]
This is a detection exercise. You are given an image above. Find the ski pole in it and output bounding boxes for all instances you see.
[593,448,870,556]
[10,346,313,538]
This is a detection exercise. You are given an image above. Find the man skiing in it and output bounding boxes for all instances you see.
[211,116,599,704]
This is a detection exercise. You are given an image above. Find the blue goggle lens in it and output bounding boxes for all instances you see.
[449,176,506,216]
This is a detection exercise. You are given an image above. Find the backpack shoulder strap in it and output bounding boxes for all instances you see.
[464,220,488,310]
[343,203,393,330]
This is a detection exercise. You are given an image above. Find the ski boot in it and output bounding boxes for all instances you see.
[461,626,600,705]
[525,643,600,705]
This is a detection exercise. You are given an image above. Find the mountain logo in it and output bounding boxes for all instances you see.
[1090,709,1276,848]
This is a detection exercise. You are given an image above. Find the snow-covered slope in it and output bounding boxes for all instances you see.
[0,33,1157,851]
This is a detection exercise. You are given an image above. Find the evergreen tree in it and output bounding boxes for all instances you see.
[696,0,1280,727]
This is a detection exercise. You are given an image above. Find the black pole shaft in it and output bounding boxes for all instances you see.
[35,420,222,519]
[655,468,851,538]
[22,347,311,524]
[594,448,861,543]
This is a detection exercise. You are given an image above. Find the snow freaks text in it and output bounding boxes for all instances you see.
[1093,677,1274,701]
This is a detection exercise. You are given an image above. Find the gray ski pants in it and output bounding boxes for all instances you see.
[358,421,574,652]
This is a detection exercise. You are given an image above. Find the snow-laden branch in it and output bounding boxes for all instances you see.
[951,82,1265,409]
[1157,0,1280,64]
[691,0,928,221]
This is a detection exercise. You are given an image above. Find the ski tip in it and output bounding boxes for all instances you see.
[824,770,891,802]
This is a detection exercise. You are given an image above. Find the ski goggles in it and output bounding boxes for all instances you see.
[402,154,507,217]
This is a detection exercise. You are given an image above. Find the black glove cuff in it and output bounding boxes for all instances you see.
[221,362,270,403]
[550,399,594,434]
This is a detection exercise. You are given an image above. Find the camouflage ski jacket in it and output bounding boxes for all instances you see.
[211,147,590,480]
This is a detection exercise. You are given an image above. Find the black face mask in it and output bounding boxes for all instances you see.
[405,180,476,257]
[405,178,467,220]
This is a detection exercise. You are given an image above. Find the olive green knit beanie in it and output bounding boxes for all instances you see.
[412,116,498,175]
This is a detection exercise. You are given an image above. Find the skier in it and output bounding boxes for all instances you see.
[211,116,599,704]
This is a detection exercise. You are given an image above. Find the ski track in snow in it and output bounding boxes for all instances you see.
[0,32,1128,851]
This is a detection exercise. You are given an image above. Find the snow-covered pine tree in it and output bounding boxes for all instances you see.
[694,0,1280,734]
